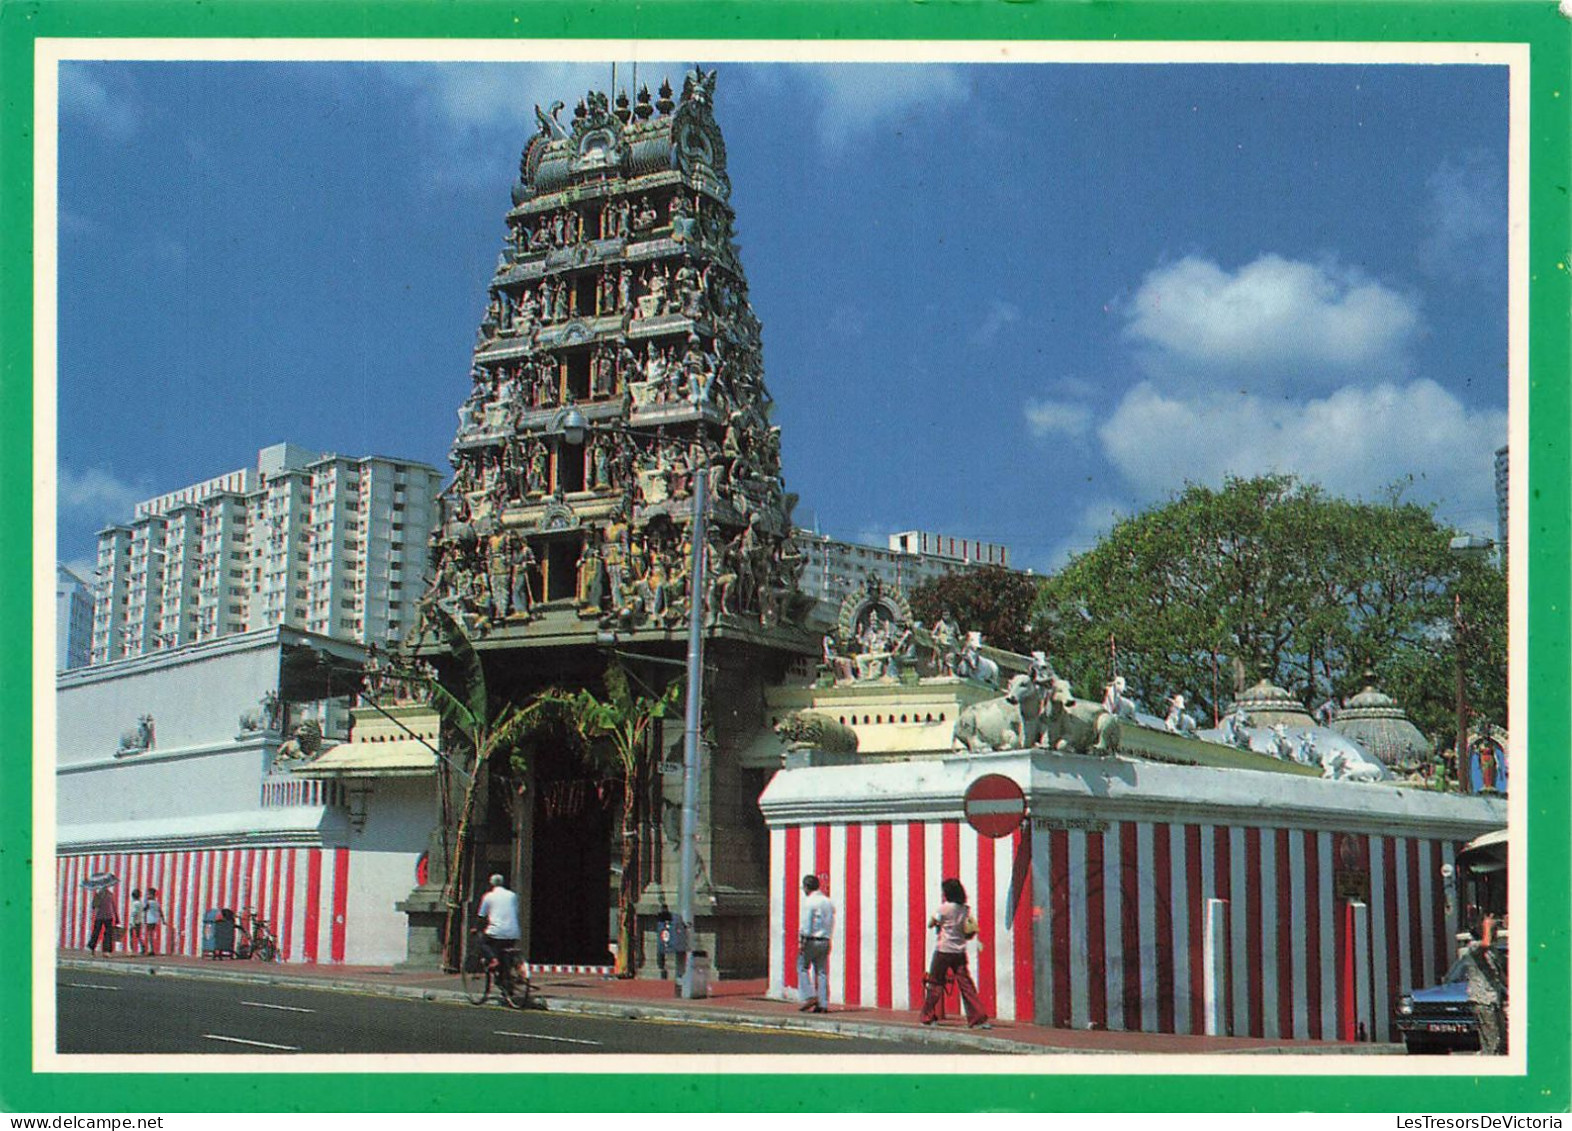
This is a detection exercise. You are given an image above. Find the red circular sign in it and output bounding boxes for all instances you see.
[963,774,1027,839]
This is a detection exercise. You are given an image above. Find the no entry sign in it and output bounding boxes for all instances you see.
[963,774,1027,838]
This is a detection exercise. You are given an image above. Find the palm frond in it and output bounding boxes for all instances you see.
[429,602,487,726]
[426,679,477,740]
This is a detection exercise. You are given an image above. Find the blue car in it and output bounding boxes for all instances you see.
[1394,942,1507,1054]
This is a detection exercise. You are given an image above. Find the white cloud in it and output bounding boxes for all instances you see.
[1419,152,1506,285]
[377,62,612,191]
[1044,498,1127,571]
[1024,399,1093,440]
[1098,378,1506,532]
[59,65,138,141]
[972,299,1020,346]
[803,65,968,149]
[1123,254,1419,390]
[57,466,147,524]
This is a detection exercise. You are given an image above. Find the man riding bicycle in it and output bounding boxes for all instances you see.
[476,873,522,974]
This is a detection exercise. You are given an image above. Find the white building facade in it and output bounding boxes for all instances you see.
[90,443,442,666]
[55,627,437,966]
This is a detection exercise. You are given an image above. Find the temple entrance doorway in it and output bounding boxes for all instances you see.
[526,735,614,966]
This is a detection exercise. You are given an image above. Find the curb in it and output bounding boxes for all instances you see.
[57,959,1399,1055]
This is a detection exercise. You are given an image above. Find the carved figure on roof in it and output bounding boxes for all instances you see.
[821,634,856,684]
[930,609,960,675]
[1102,676,1138,721]
[526,441,548,497]
[682,66,717,107]
[510,538,537,617]
[1165,693,1198,736]
[676,259,703,317]
[776,711,858,756]
[575,541,604,615]
[953,674,1045,754]
[634,195,658,232]
[954,633,1000,689]
[1040,679,1121,756]
[1222,705,1254,748]
[1321,744,1388,783]
[275,718,323,763]
[116,714,155,755]
[486,530,514,622]
[535,100,569,140]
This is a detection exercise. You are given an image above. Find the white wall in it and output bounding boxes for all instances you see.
[343,778,440,964]
[57,631,283,764]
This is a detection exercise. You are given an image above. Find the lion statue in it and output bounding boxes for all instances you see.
[774,711,859,755]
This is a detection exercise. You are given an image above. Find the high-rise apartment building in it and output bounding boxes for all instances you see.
[794,529,1016,625]
[89,443,442,665]
[55,564,93,670]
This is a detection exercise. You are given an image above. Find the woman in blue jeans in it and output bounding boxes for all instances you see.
[919,877,990,1028]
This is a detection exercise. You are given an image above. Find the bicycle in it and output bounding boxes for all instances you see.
[235,907,279,962]
[461,931,534,1008]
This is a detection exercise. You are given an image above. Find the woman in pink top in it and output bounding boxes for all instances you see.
[919,877,991,1028]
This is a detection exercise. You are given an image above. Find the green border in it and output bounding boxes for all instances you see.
[5,0,1567,1113]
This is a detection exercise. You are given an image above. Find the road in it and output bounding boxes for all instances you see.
[57,969,977,1055]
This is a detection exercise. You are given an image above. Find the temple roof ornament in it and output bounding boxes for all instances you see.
[1331,681,1431,767]
[1228,677,1317,729]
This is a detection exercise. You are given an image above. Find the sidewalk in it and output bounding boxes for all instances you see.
[56,949,1397,1055]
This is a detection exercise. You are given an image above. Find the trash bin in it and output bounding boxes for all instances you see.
[686,950,711,999]
[202,909,236,958]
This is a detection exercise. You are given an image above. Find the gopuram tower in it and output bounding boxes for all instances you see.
[416,67,814,977]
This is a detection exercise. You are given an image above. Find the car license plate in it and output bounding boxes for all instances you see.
[1422,1022,1470,1033]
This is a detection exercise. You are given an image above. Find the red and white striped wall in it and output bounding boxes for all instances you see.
[760,753,1504,1041]
[769,820,1035,1021]
[57,845,351,965]
[1026,821,1458,1041]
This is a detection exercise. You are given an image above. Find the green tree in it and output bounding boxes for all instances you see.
[1031,474,1506,744]
[907,566,1045,655]
[538,659,683,977]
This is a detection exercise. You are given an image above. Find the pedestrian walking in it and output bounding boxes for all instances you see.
[919,877,990,1028]
[143,888,163,955]
[796,873,834,1013]
[87,883,119,956]
[128,889,146,954]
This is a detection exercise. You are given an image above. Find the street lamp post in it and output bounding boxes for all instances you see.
[1449,533,1495,792]
[557,406,709,997]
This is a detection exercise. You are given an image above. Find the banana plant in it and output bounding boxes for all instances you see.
[418,604,542,970]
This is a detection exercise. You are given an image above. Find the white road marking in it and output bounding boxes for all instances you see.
[203,1034,300,1051]
[240,1001,316,1013]
[61,982,120,991]
[492,1030,602,1047]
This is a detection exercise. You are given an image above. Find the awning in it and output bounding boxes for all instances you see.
[291,738,440,779]
[1457,827,1508,874]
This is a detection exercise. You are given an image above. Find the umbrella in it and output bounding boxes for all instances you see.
[80,872,119,891]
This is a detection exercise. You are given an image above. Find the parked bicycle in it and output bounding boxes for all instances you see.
[461,930,534,1008]
[236,907,279,962]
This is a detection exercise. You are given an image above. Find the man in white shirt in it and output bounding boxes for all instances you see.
[476,873,521,969]
[797,873,835,1013]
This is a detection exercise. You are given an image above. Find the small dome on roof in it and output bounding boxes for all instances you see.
[1331,682,1430,767]
[1229,678,1315,729]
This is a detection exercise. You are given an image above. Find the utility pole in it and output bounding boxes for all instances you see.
[677,460,708,998]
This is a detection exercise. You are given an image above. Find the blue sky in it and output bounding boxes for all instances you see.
[55,58,1509,577]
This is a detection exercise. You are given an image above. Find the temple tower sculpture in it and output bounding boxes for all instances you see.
[416,68,814,977]
[433,67,801,638]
